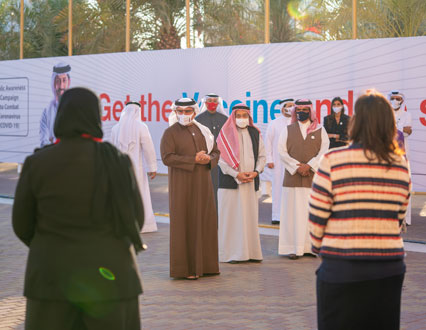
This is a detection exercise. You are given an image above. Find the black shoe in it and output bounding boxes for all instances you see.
[271,220,280,225]
[203,272,221,276]
[249,259,262,263]
[288,254,299,260]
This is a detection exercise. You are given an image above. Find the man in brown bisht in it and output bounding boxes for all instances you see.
[161,97,220,280]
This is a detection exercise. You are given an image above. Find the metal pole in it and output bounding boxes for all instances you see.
[20,0,24,59]
[68,0,72,56]
[126,0,130,52]
[265,0,270,43]
[352,0,357,39]
[186,0,190,48]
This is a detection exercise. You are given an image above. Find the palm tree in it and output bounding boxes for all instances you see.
[0,0,20,60]
[23,0,69,58]
[143,0,186,50]
[194,0,264,47]
[269,0,298,43]
[307,0,426,40]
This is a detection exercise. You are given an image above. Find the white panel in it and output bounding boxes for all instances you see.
[1,36,425,190]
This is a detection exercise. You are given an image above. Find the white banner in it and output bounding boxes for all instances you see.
[1,37,425,191]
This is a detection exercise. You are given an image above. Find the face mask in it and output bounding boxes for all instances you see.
[391,100,401,110]
[296,111,310,122]
[206,102,218,111]
[177,114,193,126]
[332,106,343,113]
[283,106,294,116]
[236,118,249,128]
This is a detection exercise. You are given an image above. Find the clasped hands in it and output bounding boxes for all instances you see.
[296,163,311,177]
[195,150,211,165]
[236,171,258,183]
[328,133,342,142]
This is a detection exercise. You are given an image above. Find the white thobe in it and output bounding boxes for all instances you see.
[39,100,58,147]
[395,108,412,225]
[265,115,292,221]
[111,122,158,233]
[218,128,266,262]
[278,121,329,256]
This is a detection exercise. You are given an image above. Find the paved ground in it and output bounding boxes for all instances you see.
[150,174,426,243]
[2,163,426,243]
[1,208,426,330]
[1,163,426,329]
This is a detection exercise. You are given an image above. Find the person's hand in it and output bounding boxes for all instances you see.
[246,171,258,179]
[198,155,210,165]
[403,126,412,135]
[236,172,247,182]
[236,172,253,183]
[148,172,156,180]
[195,151,210,164]
[267,162,274,169]
[296,166,305,176]
[195,150,206,162]
[297,163,311,176]
[300,164,311,176]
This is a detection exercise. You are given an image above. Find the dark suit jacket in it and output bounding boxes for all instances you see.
[12,138,143,302]
[323,113,350,149]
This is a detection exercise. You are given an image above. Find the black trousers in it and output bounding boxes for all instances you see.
[25,297,140,330]
[317,274,404,330]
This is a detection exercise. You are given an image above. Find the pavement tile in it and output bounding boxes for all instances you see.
[1,163,426,329]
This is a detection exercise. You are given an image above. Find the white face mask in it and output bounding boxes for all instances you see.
[236,118,249,128]
[332,106,343,113]
[177,113,193,126]
[283,106,294,116]
[391,100,401,110]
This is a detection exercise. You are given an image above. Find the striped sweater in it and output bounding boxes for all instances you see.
[308,143,411,260]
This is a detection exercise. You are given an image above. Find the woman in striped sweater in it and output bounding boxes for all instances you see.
[309,90,411,330]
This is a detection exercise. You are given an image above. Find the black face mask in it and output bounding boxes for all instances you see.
[296,111,310,122]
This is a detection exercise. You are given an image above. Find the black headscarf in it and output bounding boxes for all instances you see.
[54,87,145,253]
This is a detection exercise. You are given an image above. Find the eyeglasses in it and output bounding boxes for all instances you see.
[176,109,194,115]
